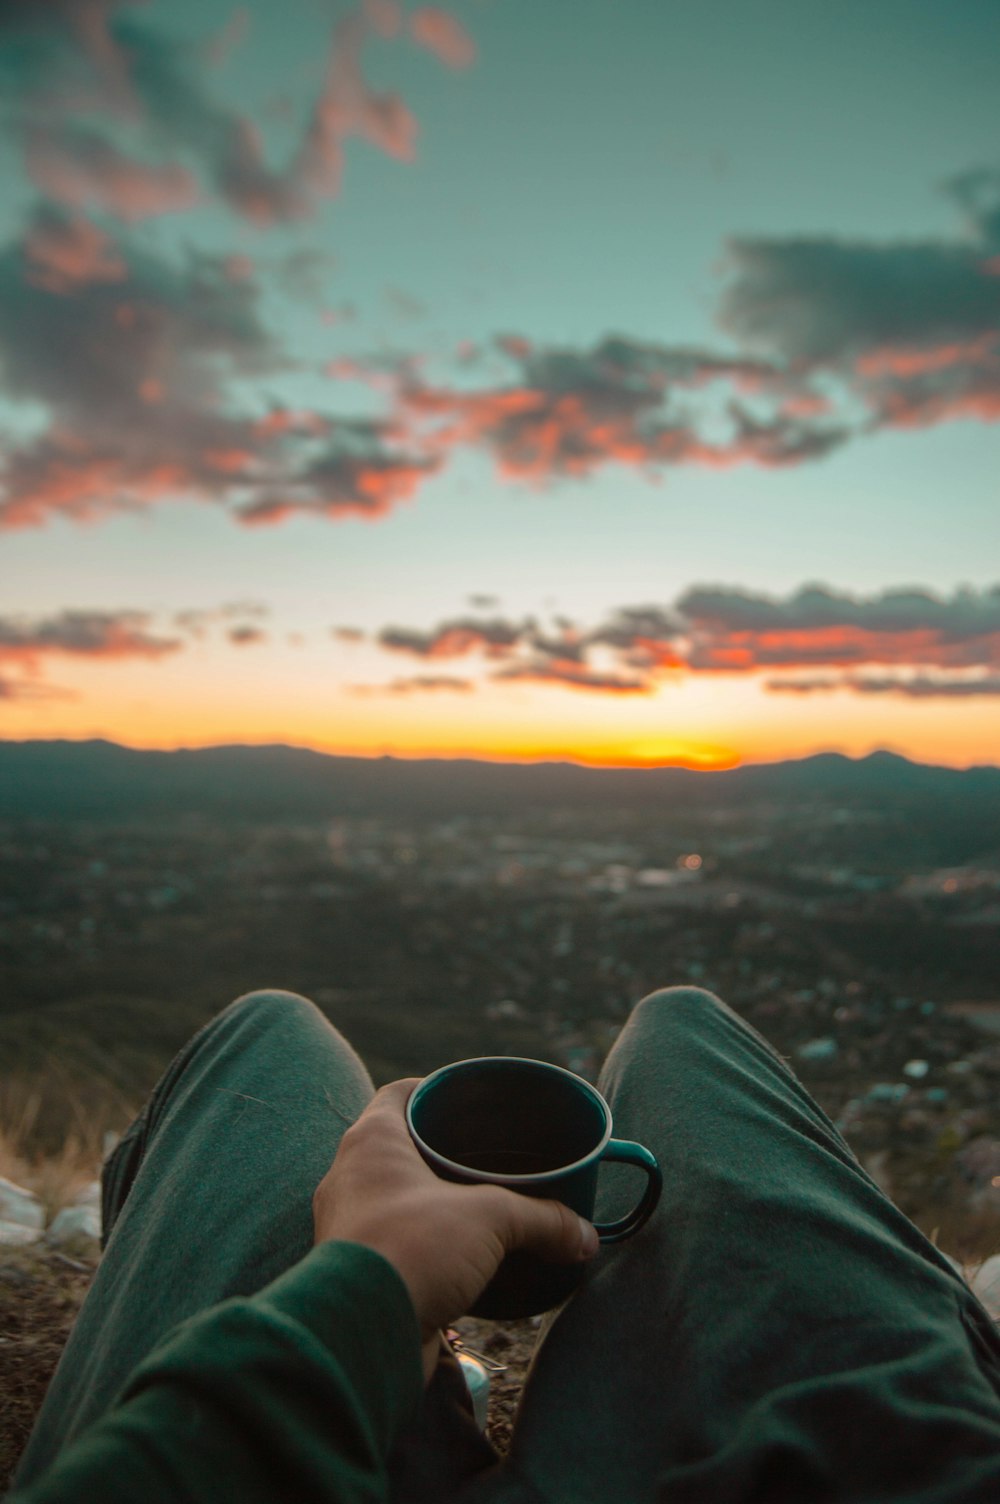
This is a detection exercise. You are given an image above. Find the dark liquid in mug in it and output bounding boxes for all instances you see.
[452,1148,563,1175]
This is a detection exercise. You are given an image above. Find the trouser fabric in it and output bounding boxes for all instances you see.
[16,986,1000,1503]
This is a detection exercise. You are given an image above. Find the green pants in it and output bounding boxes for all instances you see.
[17,987,1000,1501]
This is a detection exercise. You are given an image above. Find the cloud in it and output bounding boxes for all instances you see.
[378,616,529,658]
[393,335,846,484]
[409,8,476,69]
[22,204,126,292]
[175,602,269,637]
[767,673,1000,698]
[493,661,650,694]
[0,216,433,528]
[718,168,1000,437]
[384,674,472,693]
[236,437,440,525]
[227,623,266,646]
[0,0,467,229]
[719,236,1000,367]
[676,583,1000,672]
[355,583,1000,697]
[26,125,201,222]
[0,609,182,665]
[0,600,278,702]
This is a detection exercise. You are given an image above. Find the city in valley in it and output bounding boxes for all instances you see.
[2,778,998,1260]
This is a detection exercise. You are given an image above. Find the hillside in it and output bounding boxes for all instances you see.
[2,739,999,822]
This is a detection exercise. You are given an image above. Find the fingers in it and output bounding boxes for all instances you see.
[371,1077,423,1109]
[482,1185,599,1265]
[346,1078,421,1136]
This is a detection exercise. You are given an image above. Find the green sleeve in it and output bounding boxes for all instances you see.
[11,1242,426,1504]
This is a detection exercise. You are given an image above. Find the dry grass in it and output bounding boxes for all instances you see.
[0,1088,107,1223]
[0,1090,107,1492]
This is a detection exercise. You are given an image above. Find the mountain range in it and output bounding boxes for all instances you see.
[1,739,999,821]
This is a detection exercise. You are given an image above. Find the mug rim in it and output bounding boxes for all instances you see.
[406,1055,613,1184]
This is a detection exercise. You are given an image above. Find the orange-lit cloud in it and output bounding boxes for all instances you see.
[23,206,127,293]
[356,674,473,694]
[0,601,278,706]
[0,609,182,669]
[26,126,200,223]
[409,8,476,68]
[719,171,1000,439]
[237,449,440,525]
[677,584,1000,674]
[768,673,1000,697]
[494,661,650,694]
[379,616,528,658]
[3,0,468,228]
[0,218,434,529]
[356,583,1000,698]
[393,337,846,484]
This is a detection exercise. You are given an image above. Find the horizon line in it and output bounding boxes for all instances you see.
[3,734,999,776]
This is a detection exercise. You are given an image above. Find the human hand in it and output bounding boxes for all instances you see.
[312,1079,599,1382]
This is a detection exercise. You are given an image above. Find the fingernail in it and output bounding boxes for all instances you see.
[578,1217,599,1259]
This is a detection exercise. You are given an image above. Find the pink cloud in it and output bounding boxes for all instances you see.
[27,127,200,223]
[359,584,1000,697]
[293,8,417,206]
[409,8,476,69]
[237,451,440,525]
[0,608,182,665]
[855,335,999,379]
[23,210,126,293]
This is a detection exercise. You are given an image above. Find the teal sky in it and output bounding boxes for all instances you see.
[1,0,999,766]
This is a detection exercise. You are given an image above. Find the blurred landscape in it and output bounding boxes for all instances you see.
[3,739,999,1260]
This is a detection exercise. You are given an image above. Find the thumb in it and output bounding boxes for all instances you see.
[489,1188,600,1264]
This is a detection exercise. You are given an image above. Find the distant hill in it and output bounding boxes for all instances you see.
[1,739,999,821]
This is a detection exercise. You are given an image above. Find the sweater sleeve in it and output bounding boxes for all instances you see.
[10,1241,426,1504]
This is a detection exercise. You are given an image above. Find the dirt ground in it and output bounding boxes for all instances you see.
[0,1248,95,1493]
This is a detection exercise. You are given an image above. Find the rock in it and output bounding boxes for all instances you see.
[47,1204,101,1248]
[0,1219,42,1247]
[73,1180,102,1209]
[903,1059,930,1080]
[0,1175,45,1232]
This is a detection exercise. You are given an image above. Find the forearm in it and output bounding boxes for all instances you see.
[11,1243,425,1504]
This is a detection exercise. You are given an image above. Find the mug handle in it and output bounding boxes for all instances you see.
[591,1139,663,1244]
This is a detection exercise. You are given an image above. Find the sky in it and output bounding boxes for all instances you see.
[1,0,999,770]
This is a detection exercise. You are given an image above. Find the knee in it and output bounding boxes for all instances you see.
[628,985,727,1033]
[636,984,722,1015]
[226,988,321,1028]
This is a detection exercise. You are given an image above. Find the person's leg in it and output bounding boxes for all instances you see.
[15,989,496,1498]
[462,986,1000,1503]
[16,989,375,1480]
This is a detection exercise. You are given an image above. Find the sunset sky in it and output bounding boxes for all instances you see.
[2,0,999,769]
